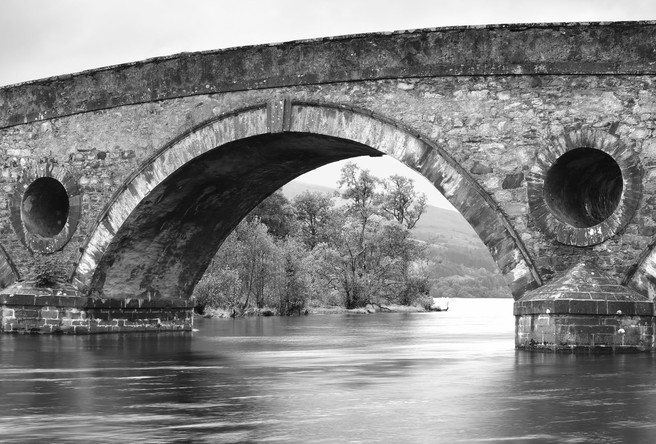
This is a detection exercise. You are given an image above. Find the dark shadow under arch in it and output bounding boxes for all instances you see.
[626,241,656,299]
[72,101,541,301]
[0,243,19,289]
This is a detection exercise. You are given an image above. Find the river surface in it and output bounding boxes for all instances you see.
[1,298,656,443]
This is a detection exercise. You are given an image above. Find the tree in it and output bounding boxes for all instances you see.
[327,163,382,308]
[194,267,242,315]
[276,238,310,315]
[336,162,380,231]
[312,165,427,308]
[194,217,278,315]
[194,166,432,315]
[293,190,335,249]
[377,174,428,305]
[379,174,427,230]
[247,189,297,239]
[234,218,277,310]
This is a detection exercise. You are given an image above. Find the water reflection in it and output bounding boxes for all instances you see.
[1,299,656,443]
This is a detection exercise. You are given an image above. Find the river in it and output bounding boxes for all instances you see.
[1,298,655,443]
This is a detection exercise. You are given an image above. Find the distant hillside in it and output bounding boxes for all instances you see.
[282,181,335,200]
[412,204,479,246]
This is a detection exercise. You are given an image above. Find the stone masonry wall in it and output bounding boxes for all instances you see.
[516,313,653,352]
[1,292,193,334]
[1,74,655,292]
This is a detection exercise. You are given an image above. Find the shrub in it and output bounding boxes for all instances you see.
[32,253,69,287]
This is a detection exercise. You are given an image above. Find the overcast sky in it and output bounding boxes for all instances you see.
[2,0,655,207]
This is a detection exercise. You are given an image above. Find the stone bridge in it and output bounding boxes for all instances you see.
[1,21,656,351]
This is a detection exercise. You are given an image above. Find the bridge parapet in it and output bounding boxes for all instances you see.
[2,21,656,129]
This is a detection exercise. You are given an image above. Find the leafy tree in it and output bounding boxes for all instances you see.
[234,218,277,310]
[194,163,446,315]
[276,238,310,315]
[194,217,278,315]
[316,164,429,308]
[379,174,427,230]
[377,174,428,305]
[247,189,297,239]
[194,267,242,315]
[293,191,335,249]
[337,162,380,231]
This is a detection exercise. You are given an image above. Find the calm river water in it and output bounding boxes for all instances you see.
[1,298,656,443]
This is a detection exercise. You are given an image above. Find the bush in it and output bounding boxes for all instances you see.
[193,268,242,311]
[32,253,69,287]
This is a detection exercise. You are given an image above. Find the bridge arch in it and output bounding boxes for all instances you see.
[72,100,541,301]
[626,242,656,299]
[0,244,19,289]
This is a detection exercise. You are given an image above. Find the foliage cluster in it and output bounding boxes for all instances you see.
[31,252,70,287]
[193,162,431,316]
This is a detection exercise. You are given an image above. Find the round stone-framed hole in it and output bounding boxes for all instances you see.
[21,177,70,238]
[544,147,623,228]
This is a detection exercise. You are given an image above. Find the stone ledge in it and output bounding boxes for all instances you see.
[0,293,84,307]
[84,297,194,309]
[0,292,194,309]
[514,299,654,316]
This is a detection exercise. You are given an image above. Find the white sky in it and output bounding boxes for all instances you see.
[2,0,656,208]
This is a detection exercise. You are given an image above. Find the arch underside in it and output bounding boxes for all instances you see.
[74,102,541,301]
[626,246,656,299]
[87,133,377,300]
[0,243,19,289]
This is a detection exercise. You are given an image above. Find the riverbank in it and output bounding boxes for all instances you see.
[198,303,428,319]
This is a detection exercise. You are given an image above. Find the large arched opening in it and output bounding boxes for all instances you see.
[72,101,541,302]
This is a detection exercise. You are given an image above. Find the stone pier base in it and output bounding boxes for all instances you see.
[0,285,193,334]
[515,303,653,353]
[514,263,654,353]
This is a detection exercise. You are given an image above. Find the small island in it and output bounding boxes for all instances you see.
[194,163,508,318]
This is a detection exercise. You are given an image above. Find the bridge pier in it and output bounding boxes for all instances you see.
[514,263,654,352]
[0,283,193,334]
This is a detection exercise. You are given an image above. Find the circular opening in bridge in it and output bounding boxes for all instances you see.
[544,148,623,228]
[21,177,70,238]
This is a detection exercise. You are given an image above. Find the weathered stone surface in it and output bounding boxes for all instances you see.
[3,21,656,129]
[515,312,653,353]
[518,262,649,306]
[515,263,653,352]
[1,22,656,344]
[0,286,193,334]
[470,161,493,175]
[1,70,653,297]
[527,127,642,247]
[502,172,524,189]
